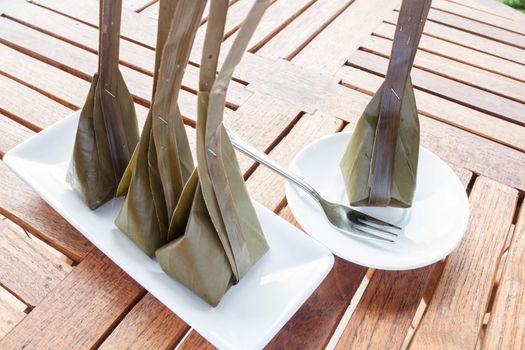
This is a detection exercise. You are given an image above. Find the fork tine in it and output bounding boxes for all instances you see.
[357,219,399,236]
[351,211,403,230]
[351,226,396,243]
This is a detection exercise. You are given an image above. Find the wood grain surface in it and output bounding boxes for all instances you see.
[0,249,144,350]
[335,166,472,349]
[0,218,72,307]
[409,177,518,349]
[483,202,525,349]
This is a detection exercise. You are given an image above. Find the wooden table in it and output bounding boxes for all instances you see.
[0,0,524,348]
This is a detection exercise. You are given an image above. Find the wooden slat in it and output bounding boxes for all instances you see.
[291,0,399,74]
[361,35,525,103]
[246,111,343,211]
[0,113,33,157]
[424,7,525,49]
[123,0,156,12]
[138,1,159,18]
[384,11,525,64]
[335,166,472,350]
[255,0,348,61]
[227,93,303,174]
[336,65,525,152]
[0,218,72,307]
[0,285,26,339]
[0,43,88,110]
[2,2,251,109]
[483,203,525,349]
[373,22,525,82]
[0,16,194,116]
[33,0,158,48]
[0,162,93,263]
[409,177,518,349]
[432,0,525,35]
[99,293,189,350]
[0,73,73,131]
[267,255,367,349]
[348,50,525,126]
[448,0,524,20]
[243,0,314,53]
[0,43,149,122]
[178,332,216,350]
[0,249,144,349]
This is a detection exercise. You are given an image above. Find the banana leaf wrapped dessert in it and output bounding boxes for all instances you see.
[115,0,199,257]
[340,0,431,208]
[156,0,270,306]
[67,0,139,209]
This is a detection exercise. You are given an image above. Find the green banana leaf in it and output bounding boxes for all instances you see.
[156,0,270,306]
[340,77,419,208]
[68,72,139,209]
[115,0,202,256]
[67,0,139,209]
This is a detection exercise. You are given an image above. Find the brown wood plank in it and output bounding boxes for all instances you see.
[255,0,348,61]
[246,111,343,211]
[384,10,525,65]
[335,166,472,350]
[227,93,303,174]
[432,0,525,35]
[0,113,33,157]
[2,2,252,109]
[99,293,189,350]
[0,73,73,131]
[336,65,525,152]
[361,35,525,103]
[483,202,525,349]
[0,15,197,117]
[0,43,89,110]
[33,0,158,48]
[409,177,518,349]
[374,22,525,82]
[348,50,525,126]
[123,0,156,12]
[0,161,93,263]
[0,44,149,127]
[178,332,216,350]
[0,218,72,307]
[0,249,144,349]
[291,0,399,74]
[138,1,159,18]
[449,0,524,20]
[0,285,26,339]
[220,0,314,57]
[424,7,525,49]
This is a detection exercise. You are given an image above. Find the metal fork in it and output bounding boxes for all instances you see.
[225,127,402,243]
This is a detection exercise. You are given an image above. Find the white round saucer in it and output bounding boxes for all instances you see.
[285,132,469,270]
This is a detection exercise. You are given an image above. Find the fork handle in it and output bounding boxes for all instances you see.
[225,127,322,202]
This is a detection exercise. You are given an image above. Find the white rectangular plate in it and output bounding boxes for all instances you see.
[4,112,334,350]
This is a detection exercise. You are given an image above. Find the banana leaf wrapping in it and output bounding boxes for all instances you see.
[68,0,139,209]
[115,0,200,257]
[340,77,419,208]
[339,0,430,208]
[156,0,270,306]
